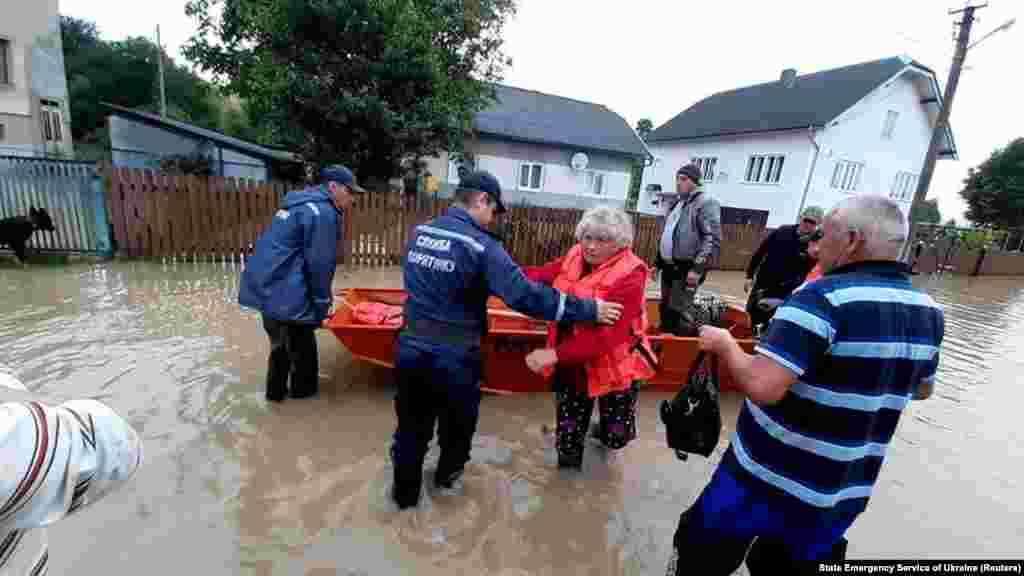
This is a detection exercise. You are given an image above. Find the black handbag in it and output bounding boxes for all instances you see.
[659,350,722,461]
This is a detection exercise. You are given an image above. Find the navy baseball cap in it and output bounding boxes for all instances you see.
[458,170,506,214]
[320,165,366,193]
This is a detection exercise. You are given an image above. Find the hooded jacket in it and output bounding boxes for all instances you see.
[239,185,342,324]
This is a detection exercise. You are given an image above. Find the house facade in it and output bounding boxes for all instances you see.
[639,56,957,227]
[0,0,74,158]
[424,84,648,211]
[106,103,300,181]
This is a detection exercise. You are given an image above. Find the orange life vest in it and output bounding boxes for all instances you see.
[806,263,823,283]
[544,244,657,397]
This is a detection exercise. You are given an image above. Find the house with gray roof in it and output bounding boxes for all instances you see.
[638,55,958,227]
[104,103,301,182]
[425,84,649,210]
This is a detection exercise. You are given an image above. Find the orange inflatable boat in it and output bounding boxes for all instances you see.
[324,288,756,395]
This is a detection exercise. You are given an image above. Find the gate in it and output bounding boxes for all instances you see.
[0,156,112,256]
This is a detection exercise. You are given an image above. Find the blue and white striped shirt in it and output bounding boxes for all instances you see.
[722,260,944,512]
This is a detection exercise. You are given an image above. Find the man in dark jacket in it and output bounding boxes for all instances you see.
[744,206,823,329]
[655,163,722,335]
[391,170,623,510]
[239,165,365,402]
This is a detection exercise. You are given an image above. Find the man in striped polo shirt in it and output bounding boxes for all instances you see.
[665,195,945,575]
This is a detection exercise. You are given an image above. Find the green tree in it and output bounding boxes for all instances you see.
[183,0,516,184]
[959,137,1024,228]
[910,198,942,224]
[61,16,236,160]
[636,118,653,140]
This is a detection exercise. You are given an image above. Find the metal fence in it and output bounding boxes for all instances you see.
[0,155,112,255]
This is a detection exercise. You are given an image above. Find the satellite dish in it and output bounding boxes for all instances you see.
[571,152,589,171]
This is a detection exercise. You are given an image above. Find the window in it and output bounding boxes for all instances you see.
[882,110,898,140]
[585,170,604,195]
[744,154,785,184]
[519,163,543,191]
[0,39,9,85]
[0,123,5,142]
[890,171,919,201]
[691,156,717,182]
[830,160,864,192]
[40,99,63,143]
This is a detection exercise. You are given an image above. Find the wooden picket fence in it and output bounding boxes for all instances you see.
[342,193,770,270]
[105,166,297,260]
[105,167,770,270]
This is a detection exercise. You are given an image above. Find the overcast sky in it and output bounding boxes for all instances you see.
[59,0,1021,223]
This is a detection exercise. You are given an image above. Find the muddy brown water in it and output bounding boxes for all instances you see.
[0,261,1021,575]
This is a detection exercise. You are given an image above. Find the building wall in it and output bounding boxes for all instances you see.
[639,71,938,226]
[432,136,636,211]
[804,72,936,216]
[640,131,814,227]
[109,115,269,181]
[0,0,72,156]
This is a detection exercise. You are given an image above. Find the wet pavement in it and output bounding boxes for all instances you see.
[0,260,1021,574]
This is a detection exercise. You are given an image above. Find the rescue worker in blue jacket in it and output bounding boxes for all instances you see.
[391,170,624,509]
[239,165,365,402]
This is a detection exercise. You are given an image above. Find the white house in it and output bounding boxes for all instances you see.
[424,84,649,211]
[638,55,958,227]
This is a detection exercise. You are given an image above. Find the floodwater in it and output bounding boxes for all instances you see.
[0,260,1021,575]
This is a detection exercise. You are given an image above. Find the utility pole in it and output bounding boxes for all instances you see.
[156,25,167,118]
[902,3,985,261]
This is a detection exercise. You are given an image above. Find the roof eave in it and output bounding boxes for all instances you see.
[102,102,298,164]
[474,129,648,160]
[645,124,827,144]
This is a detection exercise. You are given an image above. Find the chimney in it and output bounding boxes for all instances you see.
[780,68,797,87]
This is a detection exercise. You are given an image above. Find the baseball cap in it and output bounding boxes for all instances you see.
[458,170,506,214]
[801,205,824,223]
[320,165,366,194]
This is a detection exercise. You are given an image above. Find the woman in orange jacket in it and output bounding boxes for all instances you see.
[523,206,656,470]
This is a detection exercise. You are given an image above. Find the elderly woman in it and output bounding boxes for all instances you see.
[523,206,657,470]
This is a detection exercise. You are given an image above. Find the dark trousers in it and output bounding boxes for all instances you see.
[658,259,707,336]
[262,315,318,401]
[554,373,639,469]
[391,337,482,509]
[667,465,854,576]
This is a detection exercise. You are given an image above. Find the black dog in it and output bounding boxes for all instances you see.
[0,206,56,263]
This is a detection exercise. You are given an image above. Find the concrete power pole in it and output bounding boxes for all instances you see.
[156,25,167,118]
[902,3,985,261]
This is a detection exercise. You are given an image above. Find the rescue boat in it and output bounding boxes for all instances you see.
[324,288,755,394]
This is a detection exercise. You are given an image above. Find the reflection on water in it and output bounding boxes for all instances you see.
[0,262,1021,574]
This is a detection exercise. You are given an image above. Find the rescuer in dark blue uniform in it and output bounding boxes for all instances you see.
[391,170,623,509]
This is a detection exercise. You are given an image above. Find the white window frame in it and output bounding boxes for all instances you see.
[744,154,785,184]
[691,156,717,183]
[583,170,604,196]
[882,110,898,140]
[890,171,919,201]
[0,38,11,86]
[40,99,63,144]
[519,162,544,192]
[830,160,864,192]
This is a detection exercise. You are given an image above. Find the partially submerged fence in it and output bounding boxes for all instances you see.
[0,155,111,255]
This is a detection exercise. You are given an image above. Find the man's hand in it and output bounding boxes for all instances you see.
[743,279,752,293]
[525,348,559,374]
[595,299,623,325]
[698,325,734,354]
[686,270,700,287]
